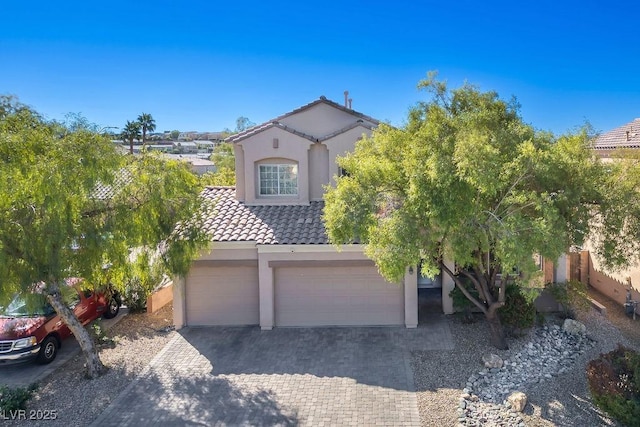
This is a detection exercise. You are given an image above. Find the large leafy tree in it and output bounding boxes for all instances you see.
[121,120,141,154]
[137,112,156,146]
[203,142,236,186]
[323,74,637,349]
[593,149,640,269]
[0,97,209,377]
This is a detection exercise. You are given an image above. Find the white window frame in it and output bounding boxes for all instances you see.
[259,164,298,196]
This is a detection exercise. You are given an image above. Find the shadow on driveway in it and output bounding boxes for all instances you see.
[103,368,299,426]
[91,322,452,426]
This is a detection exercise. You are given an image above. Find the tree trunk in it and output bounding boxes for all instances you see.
[46,282,106,378]
[486,310,508,350]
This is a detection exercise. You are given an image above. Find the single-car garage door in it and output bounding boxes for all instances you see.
[186,265,259,326]
[275,266,404,326]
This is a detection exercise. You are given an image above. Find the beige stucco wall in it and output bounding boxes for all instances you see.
[234,143,246,201]
[173,276,186,329]
[324,125,373,185]
[279,102,365,136]
[237,127,312,205]
[147,283,173,314]
[233,102,377,204]
[587,249,640,312]
[589,255,640,293]
[308,143,329,201]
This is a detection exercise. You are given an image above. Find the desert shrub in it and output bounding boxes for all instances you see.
[120,277,150,312]
[120,252,167,313]
[587,345,640,427]
[545,280,591,319]
[449,278,480,323]
[0,384,38,411]
[498,283,536,332]
[450,280,536,330]
[89,319,116,348]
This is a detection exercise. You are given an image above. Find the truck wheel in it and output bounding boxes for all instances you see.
[36,336,58,364]
[102,295,120,319]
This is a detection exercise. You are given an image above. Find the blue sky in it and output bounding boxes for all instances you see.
[1,1,638,135]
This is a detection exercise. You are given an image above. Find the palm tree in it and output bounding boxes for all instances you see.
[137,113,156,147]
[121,120,141,154]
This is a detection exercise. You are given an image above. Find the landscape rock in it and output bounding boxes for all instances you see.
[563,318,586,335]
[507,391,527,412]
[457,322,594,426]
[482,353,504,369]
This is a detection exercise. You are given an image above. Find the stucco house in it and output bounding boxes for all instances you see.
[591,117,640,158]
[582,118,640,306]
[173,96,456,330]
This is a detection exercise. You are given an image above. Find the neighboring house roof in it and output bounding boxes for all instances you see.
[201,187,329,244]
[592,118,640,151]
[226,96,379,144]
[174,141,198,147]
[93,170,133,201]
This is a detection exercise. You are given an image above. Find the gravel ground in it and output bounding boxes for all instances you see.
[3,303,176,427]
[413,291,640,427]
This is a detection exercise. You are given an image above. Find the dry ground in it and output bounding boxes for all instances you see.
[5,303,176,427]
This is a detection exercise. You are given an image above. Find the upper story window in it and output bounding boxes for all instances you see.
[259,164,298,196]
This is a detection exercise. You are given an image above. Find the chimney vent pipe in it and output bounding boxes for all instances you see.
[344,90,349,108]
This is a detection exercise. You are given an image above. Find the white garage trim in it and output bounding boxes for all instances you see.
[185,264,259,326]
[268,259,376,268]
[274,265,404,327]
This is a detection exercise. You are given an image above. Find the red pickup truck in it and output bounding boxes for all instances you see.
[0,283,120,365]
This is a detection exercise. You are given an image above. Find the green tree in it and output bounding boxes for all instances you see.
[235,116,254,133]
[203,142,236,186]
[170,129,180,140]
[137,113,156,146]
[121,120,141,154]
[594,149,640,269]
[0,97,209,377]
[323,74,635,349]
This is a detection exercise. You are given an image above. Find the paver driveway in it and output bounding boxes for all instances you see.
[92,316,453,426]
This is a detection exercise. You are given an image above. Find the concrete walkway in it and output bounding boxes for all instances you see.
[92,316,453,427]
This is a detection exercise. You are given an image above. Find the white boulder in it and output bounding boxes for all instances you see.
[507,391,528,412]
[562,318,586,335]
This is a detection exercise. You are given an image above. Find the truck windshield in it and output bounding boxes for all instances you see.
[0,294,55,317]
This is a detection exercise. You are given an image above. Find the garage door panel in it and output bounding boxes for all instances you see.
[275,266,404,326]
[186,266,259,326]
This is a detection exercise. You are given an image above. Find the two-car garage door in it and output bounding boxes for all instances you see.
[185,263,404,327]
[275,266,404,326]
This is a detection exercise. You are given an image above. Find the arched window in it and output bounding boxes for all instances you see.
[258,164,298,196]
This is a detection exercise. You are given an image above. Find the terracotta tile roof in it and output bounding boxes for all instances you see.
[92,170,133,200]
[593,118,640,150]
[226,96,379,144]
[201,187,329,244]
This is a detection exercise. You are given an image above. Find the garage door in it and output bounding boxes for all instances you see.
[186,265,259,326]
[275,266,404,326]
